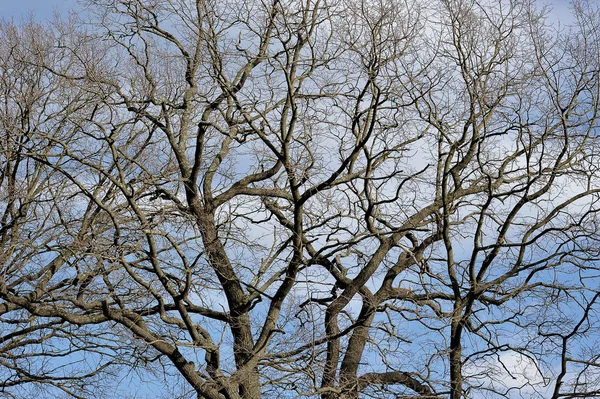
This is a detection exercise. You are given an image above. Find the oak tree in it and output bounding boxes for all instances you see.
[2,0,600,398]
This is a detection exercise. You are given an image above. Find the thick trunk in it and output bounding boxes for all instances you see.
[449,318,463,399]
[194,207,261,398]
[338,301,376,399]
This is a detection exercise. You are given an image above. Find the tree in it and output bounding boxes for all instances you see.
[2,0,600,398]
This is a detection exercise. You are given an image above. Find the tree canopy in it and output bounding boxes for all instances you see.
[1,0,600,398]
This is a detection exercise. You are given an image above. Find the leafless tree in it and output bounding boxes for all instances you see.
[2,0,600,398]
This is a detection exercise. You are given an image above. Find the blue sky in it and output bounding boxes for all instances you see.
[1,0,81,21]
[0,0,591,398]
[1,0,574,23]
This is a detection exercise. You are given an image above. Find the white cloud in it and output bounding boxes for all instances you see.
[465,351,552,398]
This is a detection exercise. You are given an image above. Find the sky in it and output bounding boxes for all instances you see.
[1,0,81,21]
[1,0,575,23]
[0,0,590,398]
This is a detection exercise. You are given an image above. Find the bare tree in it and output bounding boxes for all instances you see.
[2,0,600,398]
